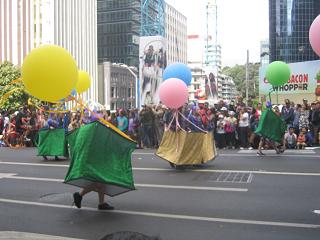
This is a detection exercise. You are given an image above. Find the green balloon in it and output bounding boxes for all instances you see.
[265,61,291,86]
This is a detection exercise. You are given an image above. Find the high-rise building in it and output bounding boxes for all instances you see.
[165,3,187,65]
[0,0,34,66]
[97,0,167,68]
[97,0,141,68]
[260,39,270,66]
[0,0,98,102]
[269,0,320,63]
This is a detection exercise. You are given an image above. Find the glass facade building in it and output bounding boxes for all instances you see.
[269,0,320,63]
[97,0,163,68]
[97,0,141,67]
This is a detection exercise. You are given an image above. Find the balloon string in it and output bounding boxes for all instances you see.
[0,78,23,92]
[178,112,208,133]
[0,87,24,107]
[166,111,176,131]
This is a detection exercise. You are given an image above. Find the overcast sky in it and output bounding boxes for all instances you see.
[166,0,269,67]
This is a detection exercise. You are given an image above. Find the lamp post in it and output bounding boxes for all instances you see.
[119,64,139,109]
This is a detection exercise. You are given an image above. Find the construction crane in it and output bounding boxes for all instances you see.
[141,0,165,37]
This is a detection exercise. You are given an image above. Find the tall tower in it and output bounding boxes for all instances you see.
[141,0,165,37]
[205,0,221,74]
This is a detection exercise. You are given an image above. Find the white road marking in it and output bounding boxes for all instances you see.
[238,149,315,154]
[0,198,319,229]
[313,210,320,214]
[1,161,320,176]
[0,174,248,192]
[221,153,320,158]
[0,173,16,179]
[0,231,83,240]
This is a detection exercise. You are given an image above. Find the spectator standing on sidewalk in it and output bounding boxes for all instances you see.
[311,102,320,145]
[281,99,294,128]
[238,107,249,149]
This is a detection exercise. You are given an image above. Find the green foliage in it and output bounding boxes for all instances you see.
[316,70,320,80]
[0,61,42,111]
[222,63,260,98]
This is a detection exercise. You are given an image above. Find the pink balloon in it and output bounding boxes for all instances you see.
[159,78,188,109]
[309,15,320,56]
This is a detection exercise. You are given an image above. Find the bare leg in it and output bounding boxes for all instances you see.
[257,138,265,156]
[80,183,97,197]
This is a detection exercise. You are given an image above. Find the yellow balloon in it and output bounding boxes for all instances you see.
[22,45,78,102]
[76,70,91,94]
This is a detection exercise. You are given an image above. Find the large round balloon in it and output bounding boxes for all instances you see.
[163,63,192,86]
[76,70,91,94]
[22,45,78,102]
[309,15,320,56]
[265,61,291,86]
[159,78,188,109]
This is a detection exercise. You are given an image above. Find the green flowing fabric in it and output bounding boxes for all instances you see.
[255,109,287,143]
[37,128,68,157]
[64,121,136,197]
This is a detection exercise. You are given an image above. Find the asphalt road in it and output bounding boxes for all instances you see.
[1,147,320,240]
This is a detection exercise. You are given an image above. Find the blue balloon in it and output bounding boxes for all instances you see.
[163,63,192,86]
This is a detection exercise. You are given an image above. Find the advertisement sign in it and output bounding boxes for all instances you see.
[259,60,320,95]
[139,36,167,106]
[204,67,218,104]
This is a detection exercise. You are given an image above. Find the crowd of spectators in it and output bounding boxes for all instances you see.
[1,97,320,150]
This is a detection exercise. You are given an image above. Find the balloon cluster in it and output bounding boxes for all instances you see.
[158,63,191,109]
[21,45,91,103]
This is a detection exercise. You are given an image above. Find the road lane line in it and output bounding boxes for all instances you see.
[0,231,83,240]
[0,198,319,229]
[1,175,248,192]
[1,161,320,176]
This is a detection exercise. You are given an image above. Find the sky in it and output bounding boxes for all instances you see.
[166,0,269,67]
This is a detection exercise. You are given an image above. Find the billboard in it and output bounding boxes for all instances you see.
[204,68,218,104]
[259,60,320,96]
[139,36,167,106]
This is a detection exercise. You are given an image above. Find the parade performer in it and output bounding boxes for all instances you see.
[255,103,287,156]
[37,113,68,161]
[65,120,136,210]
[156,108,217,168]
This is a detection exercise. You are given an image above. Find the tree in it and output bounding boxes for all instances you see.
[222,62,260,98]
[0,61,29,111]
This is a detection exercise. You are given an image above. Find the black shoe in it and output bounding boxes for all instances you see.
[73,192,82,208]
[257,151,265,156]
[98,202,114,210]
[43,156,48,160]
[55,156,60,160]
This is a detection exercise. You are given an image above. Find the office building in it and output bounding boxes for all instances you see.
[269,0,320,63]
[0,0,98,102]
[98,62,137,110]
[260,39,270,66]
[165,3,187,64]
[97,0,141,67]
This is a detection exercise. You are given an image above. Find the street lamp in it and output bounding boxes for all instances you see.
[118,63,139,109]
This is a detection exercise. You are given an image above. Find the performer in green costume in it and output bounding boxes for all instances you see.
[37,114,68,160]
[64,121,136,210]
[255,104,287,156]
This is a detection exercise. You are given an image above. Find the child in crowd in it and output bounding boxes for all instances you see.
[283,126,297,149]
[296,131,307,149]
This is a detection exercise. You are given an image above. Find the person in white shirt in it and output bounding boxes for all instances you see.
[283,126,297,149]
[238,107,249,149]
